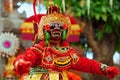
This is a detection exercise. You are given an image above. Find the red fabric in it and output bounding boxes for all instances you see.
[72,57,104,74]
[25,14,45,22]
[60,40,70,47]
[14,42,44,75]
[21,33,34,40]
[14,41,119,79]
[15,60,31,75]
[106,66,119,79]
[67,35,80,42]
[14,48,104,75]
[68,71,82,80]
[37,40,46,47]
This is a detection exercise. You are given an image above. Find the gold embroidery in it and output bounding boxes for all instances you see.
[49,72,59,80]
[61,71,68,80]
[52,46,69,53]
[23,74,42,80]
[22,71,69,80]
[31,47,42,53]
[42,48,54,66]
[54,56,72,67]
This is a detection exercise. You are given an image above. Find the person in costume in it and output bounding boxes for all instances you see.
[2,56,19,80]
[13,5,119,80]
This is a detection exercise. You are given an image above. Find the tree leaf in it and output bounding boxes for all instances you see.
[101,14,107,22]
[95,30,103,40]
[112,13,117,21]
[95,14,100,20]
[117,15,120,22]
[101,6,106,13]
[105,24,112,34]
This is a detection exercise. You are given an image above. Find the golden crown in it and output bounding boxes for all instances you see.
[3,56,16,76]
[37,5,71,40]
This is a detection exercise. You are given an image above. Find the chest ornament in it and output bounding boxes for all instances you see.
[54,56,72,67]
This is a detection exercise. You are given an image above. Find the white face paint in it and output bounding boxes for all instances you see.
[49,22,64,40]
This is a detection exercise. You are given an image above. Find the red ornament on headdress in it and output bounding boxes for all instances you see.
[47,5,60,14]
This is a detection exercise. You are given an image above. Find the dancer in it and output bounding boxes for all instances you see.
[14,5,119,80]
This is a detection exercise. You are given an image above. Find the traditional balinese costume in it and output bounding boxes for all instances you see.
[13,3,119,80]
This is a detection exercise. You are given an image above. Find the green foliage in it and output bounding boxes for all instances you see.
[65,0,120,52]
[54,0,62,11]
[95,29,103,40]
[45,0,120,53]
[104,23,113,34]
[65,0,120,22]
[45,0,63,13]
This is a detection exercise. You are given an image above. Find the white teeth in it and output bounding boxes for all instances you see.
[52,31,62,37]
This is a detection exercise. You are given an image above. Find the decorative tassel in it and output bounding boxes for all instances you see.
[45,31,50,45]
[45,40,49,45]
[62,30,66,40]
[109,0,113,8]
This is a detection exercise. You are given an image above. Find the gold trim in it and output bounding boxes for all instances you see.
[38,12,71,40]
[52,46,69,54]
[61,71,68,80]
[54,57,71,65]
[54,56,72,67]
[31,47,42,53]
[49,72,59,80]
[42,48,54,66]
[23,74,42,80]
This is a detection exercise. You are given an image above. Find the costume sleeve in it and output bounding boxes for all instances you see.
[14,42,44,67]
[71,57,104,75]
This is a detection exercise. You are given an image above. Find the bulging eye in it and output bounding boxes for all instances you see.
[58,24,63,29]
[50,25,55,29]
[49,22,64,29]
[50,23,55,29]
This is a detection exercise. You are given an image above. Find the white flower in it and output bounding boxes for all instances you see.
[0,32,20,56]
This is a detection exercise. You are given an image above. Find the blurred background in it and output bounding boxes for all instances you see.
[0,0,120,80]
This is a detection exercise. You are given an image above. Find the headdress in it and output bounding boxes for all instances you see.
[2,56,18,78]
[35,5,71,40]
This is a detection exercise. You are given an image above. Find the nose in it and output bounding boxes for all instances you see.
[54,24,61,29]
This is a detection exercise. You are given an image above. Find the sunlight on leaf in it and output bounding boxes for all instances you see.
[101,14,107,22]
[101,6,106,13]
[95,14,100,20]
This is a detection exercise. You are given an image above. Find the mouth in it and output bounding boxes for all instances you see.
[51,31,62,37]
